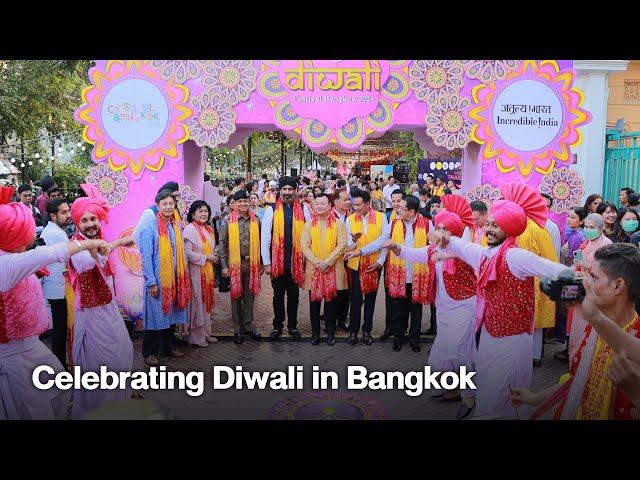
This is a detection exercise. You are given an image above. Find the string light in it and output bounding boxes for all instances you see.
[10,157,15,163]
[38,159,44,164]
[20,163,25,168]
[28,161,33,166]
[34,153,40,159]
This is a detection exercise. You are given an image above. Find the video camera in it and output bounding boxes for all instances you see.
[539,269,586,303]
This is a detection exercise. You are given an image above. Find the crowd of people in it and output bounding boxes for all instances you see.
[1,169,640,420]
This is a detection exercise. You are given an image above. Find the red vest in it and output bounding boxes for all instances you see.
[479,250,535,337]
[427,244,476,301]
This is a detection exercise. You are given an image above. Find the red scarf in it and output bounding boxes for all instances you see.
[271,198,306,286]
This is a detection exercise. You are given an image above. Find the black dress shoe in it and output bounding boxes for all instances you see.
[289,329,302,341]
[363,332,373,346]
[456,402,475,420]
[410,342,421,353]
[379,329,393,341]
[233,333,243,345]
[348,333,358,346]
[533,359,542,368]
[310,335,320,346]
[243,331,262,341]
[269,329,282,341]
[327,334,336,346]
[337,319,348,332]
[392,339,402,352]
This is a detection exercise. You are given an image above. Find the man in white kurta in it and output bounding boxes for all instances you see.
[432,184,572,418]
[68,185,134,419]
[392,194,478,419]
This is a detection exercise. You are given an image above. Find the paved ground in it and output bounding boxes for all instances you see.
[127,336,566,420]
[114,276,569,420]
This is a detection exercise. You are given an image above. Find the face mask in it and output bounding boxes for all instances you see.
[622,219,639,233]
[584,228,600,241]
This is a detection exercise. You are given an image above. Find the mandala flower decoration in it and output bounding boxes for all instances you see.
[269,392,387,420]
[539,167,585,214]
[187,92,237,147]
[409,60,464,105]
[74,61,193,180]
[258,60,411,151]
[202,60,258,106]
[176,184,198,223]
[469,60,591,178]
[150,60,204,84]
[465,184,501,209]
[85,163,129,208]
[116,227,142,275]
[459,60,520,84]
[425,92,473,150]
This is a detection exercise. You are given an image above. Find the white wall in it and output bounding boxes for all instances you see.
[573,61,629,200]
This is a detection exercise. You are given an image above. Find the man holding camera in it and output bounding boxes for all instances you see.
[512,243,640,419]
[429,183,571,419]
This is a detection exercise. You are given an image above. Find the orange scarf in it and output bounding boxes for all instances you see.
[194,223,216,313]
[346,208,383,294]
[310,214,338,302]
[228,210,261,300]
[271,198,305,286]
[386,215,430,303]
[157,211,192,315]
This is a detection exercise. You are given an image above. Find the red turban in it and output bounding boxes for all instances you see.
[71,184,110,228]
[489,183,547,238]
[434,195,476,237]
[0,186,15,204]
[0,202,36,252]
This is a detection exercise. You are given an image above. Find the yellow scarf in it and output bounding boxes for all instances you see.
[577,315,638,419]
[271,198,306,286]
[386,216,430,303]
[158,211,191,314]
[433,185,446,197]
[346,208,383,294]
[228,210,261,299]
[195,223,215,313]
[310,214,339,302]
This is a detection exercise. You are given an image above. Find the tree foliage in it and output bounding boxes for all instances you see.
[0,60,93,143]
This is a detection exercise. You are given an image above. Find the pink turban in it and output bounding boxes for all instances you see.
[489,183,547,238]
[478,183,548,300]
[0,202,36,252]
[490,200,528,237]
[434,195,476,237]
[71,184,110,228]
[434,211,464,237]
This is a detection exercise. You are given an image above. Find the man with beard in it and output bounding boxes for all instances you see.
[430,183,571,418]
[261,177,311,341]
[67,184,135,418]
